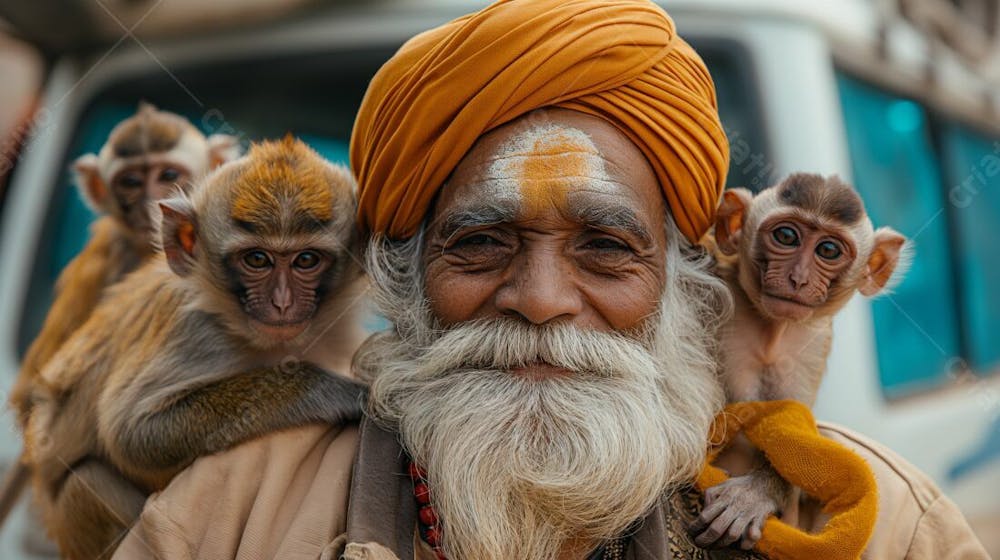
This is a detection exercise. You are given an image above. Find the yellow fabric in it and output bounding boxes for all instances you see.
[351,0,730,242]
[697,401,879,560]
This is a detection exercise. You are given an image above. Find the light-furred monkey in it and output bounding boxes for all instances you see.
[0,103,239,528]
[24,137,368,560]
[691,173,908,550]
[10,102,240,426]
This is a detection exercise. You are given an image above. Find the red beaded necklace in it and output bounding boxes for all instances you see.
[407,460,626,560]
[407,461,447,560]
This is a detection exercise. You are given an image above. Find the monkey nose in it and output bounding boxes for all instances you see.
[789,272,808,290]
[272,286,293,315]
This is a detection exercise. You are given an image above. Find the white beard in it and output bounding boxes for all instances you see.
[366,309,723,560]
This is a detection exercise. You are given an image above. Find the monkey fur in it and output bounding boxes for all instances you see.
[691,173,908,550]
[0,104,239,529]
[23,137,368,560]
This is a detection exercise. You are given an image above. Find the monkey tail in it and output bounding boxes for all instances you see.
[0,454,31,528]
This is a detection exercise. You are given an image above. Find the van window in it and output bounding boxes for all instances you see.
[836,73,961,397]
[17,41,768,357]
[940,124,1000,373]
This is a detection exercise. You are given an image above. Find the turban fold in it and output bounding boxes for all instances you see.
[351,0,730,242]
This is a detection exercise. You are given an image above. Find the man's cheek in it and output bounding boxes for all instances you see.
[425,270,499,326]
[586,276,663,332]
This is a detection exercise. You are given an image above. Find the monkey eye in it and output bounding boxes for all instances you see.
[118,173,144,188]
[772,226,799,246]
[293,251,321,269]
[243,251,271,269]
[816,241,842,260]
[159,168,181,182]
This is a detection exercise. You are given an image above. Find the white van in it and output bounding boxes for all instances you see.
[0,0,997,556]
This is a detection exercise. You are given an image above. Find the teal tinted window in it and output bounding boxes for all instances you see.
[940,124,1000,372]
[836,73,961,397]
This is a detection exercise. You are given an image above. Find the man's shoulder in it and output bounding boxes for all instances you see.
[816,421,989,559]
[174,421,361,487]
[816,421,940,510]
[114,422,361,560]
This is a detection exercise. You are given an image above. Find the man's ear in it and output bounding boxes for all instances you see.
[206,134,241,169]
[715,188,752,256]
[860,227,908,296]
[159,198,198,277]
[72,154,109,213]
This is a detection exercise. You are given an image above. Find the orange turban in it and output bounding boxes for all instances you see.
[351,0,730,242]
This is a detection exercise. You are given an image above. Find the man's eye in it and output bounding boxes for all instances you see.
[453,234,501,247]
[586,237,630,251]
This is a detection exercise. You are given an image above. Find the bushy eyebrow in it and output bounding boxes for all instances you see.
[436,201,519,240]
[570,200,653,245]
[434,196,653,246]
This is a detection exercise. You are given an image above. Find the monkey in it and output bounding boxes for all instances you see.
[0,103,240,529]
[9,102,240,426]
[22,137,369,560]
[690,173,908,550]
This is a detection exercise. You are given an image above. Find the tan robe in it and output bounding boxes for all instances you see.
[112,420,989,560]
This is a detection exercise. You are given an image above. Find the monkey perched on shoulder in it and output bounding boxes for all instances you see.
[9,102,240,427]
[691,173,908,550]
[24,137,369,560]
[0,103,239,529]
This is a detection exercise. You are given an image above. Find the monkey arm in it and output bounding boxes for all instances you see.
[106,364,367,483]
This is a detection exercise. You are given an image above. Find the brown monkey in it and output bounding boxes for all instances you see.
[691,173,908,550]
[0,104,239,528]
[24,137,368,560]
[9,102,240,426]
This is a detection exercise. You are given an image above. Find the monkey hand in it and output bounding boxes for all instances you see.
[689,468,788,551]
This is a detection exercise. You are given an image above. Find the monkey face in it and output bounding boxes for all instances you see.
[752,214,857,321]
[111,162,194,235]
[227,248,337,341]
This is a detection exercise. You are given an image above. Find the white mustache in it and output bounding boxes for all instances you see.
[410,317,658,381]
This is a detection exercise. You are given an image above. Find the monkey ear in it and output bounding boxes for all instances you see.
[159,199,198,277]
[860,227,909,297]
[715,188,752,256]
[72,154,109,213]
[206,134,241,169]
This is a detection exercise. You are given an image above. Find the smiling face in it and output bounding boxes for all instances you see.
[361,109,729,560]
[422,109,669,358]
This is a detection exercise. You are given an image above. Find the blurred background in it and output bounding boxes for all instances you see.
[0,0,997,556]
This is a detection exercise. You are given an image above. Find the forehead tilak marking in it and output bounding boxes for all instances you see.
[483,123,616,216]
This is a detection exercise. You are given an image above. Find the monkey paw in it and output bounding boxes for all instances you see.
[689,474,781,550]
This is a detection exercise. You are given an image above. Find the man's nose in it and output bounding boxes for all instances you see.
[494,251,583,325]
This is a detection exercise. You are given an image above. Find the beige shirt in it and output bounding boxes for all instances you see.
[112,421,988,560]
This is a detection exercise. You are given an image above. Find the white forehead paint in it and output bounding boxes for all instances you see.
[478,123,618,213]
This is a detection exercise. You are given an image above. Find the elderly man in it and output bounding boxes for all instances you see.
[113,1,986,559]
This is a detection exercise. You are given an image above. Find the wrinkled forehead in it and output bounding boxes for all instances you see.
[433,110,665,232]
